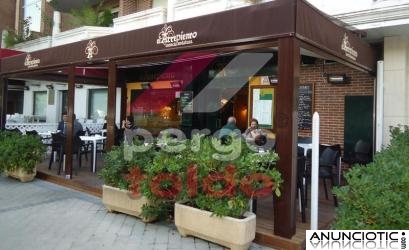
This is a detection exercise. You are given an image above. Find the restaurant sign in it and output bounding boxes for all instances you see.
[24,54,40,68]
[157,24,198,48]
[341,33,358,61]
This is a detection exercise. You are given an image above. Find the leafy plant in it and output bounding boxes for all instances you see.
[139,137,191,220]
[99,142,156,190]
[3,17,33,48]
[183,135,282,217]
[0,131,45,174]
[139,134,282,218]
[70,5,114,27]
[332,125,409,229]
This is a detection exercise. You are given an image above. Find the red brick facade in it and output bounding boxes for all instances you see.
[298,59,375,147]
[0,0,16,33]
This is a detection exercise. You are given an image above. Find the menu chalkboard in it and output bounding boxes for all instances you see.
[180,91,193,113]
[180,91,193,126]
[298,83,314,130]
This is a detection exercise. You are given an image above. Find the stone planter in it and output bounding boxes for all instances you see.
[5,167,36,182]
[102,185,154,222]
[174,203,256,250]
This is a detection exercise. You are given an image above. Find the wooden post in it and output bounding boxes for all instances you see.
[106,61,117,151]
[274,37,300,238]
[65,65,75,179]
[0,77,8,129]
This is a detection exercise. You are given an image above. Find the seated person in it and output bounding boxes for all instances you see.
[57,113,83,136]
[244,118,265,143]
[218,116,241,144]
[122,115,139,143]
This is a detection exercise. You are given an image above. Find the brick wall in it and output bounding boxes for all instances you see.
[298,59,375,148]
[42,1,54,35]
[59,0,120,32]
[0,0,16,33]
[119,0,152,16]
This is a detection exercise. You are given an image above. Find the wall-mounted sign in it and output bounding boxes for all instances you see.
[157,24,198,48]
[341,33,358,61]
[24,54,40,68]
[298,83,314,130]
[250,86,275,129]
[180,91,193,113]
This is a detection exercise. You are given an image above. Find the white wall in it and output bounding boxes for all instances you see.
[383,36,409,145]
[22,81,122,125]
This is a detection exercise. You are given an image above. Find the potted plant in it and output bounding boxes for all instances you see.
[99,141,156,222]
[143,134,282,250]
[0,131,45,182]
[138,134,192,221]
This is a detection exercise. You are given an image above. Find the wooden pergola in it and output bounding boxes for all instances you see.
[0,0,376,239]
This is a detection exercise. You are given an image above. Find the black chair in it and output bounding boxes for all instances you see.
[48,133,63,170]
[344,139,372,166]
[77,130,90,161]
[25,130,39,136]
[319,144,341,206]
[48,133,83,175]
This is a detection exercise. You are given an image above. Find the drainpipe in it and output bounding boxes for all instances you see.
[51,10,61,46]
[375,61,384,152]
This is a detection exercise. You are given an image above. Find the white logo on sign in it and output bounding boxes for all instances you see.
[157,24,197,48]
[341,33,358,61]
[85,40,98,60]
[24,54,40,68]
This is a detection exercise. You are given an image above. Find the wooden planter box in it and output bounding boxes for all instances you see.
[5,167,36,182]
[102,185,154,222]
[174,203,256,250]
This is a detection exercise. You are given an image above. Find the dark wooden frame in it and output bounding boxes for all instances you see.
[0,0,377,240]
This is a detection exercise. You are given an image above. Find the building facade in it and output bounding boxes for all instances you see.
[308,0,409,148]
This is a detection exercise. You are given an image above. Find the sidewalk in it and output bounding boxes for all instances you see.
[0,176,273,250]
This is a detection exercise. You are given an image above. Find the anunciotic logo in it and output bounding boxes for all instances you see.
[306,230,408,249]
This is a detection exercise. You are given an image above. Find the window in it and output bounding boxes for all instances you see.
[33,91,47,117]
[22,0,42,33]
[88,89,107,119]
[111,7,119,19]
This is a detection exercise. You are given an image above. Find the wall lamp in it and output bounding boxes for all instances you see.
[326,74,349,84]
[46,84,54,90]
[75,84,83,89]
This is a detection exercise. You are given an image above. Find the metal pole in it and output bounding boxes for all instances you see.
[310,112,320,230]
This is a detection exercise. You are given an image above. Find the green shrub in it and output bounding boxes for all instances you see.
[0,131,45,174]
[332,125,409,229]
[98,142,156,190]
[140,134,282,218]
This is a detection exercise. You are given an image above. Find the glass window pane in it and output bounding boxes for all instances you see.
[33,91,47,116]
[88,89,107,119]
[23,0,42,32]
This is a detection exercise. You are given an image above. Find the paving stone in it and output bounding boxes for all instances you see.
[0,177,274,250]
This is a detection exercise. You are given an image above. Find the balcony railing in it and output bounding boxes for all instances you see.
[173,0,251,21]
[53,26,113,47]
[11,36,52,52]
[113,7,167,33]
[7,0,259,52]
